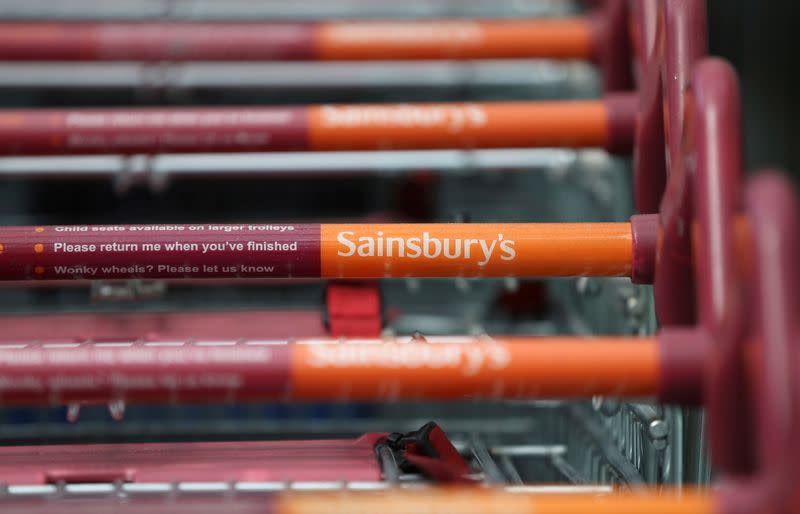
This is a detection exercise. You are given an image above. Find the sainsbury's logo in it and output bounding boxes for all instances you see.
[319,104,487,133]
[324,22,484,44]
[305,343,511,376]
[336,231,516,266]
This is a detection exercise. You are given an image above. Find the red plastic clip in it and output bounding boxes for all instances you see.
[381,422,473,484]
[325,282,383,337]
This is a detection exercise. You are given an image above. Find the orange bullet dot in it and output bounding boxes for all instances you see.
[34,266,45,275]
[35,227,44,233]
[34,243,43,253]
[0,243,4,254]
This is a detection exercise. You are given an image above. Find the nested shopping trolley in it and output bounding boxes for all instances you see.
[0,1,796,512]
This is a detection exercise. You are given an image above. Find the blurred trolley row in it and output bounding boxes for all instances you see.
[0,1,795,513]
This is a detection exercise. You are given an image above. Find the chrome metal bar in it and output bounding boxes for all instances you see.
[0,149,581,194]
[0,60,595,90]
[0,0,579,21]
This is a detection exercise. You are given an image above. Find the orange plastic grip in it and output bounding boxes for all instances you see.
[308,101,609,151]
[320,223,633,278]
[289,337,660,401]
[279,489,716,514]
[315,18,596,60]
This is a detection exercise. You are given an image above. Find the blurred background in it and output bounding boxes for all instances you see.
[708,0,799,183]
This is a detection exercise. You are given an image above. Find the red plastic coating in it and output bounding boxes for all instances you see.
[0,438,382,485]
[654,0,709,326]
[0,107,309,155]
[0,310,327,342]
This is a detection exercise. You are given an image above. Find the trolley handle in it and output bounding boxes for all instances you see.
[0,1,634,92]
[715,174,800,514]
[653,0,709,325]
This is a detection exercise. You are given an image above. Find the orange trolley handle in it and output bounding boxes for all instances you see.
[0,96,637,157]
[0,219,658,282]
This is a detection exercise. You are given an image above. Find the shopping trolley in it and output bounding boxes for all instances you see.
[0,1,796,512]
